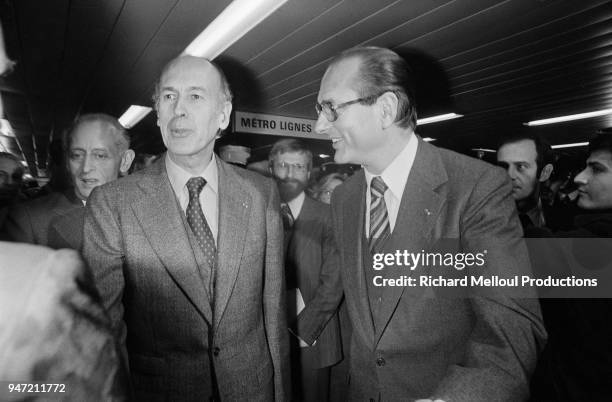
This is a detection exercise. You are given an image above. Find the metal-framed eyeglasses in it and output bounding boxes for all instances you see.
[272,161,309,174]
[315,93,381,122]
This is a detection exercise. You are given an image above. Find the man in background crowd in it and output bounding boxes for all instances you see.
[83,55,289,401]
[2,113,134,249]
[0,152,24,227]
[300,46,545,401]
[269,138,342,402]
[496,132,553,231]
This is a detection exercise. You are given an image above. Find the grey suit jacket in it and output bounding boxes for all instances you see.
[2,190,82,246]
[288,196,342,369]
[302,138,546,401]
[83,156,289,401]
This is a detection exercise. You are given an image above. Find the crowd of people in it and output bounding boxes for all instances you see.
[1,38,611,402]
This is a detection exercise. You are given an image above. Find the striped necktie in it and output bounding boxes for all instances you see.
[369,176,390,254]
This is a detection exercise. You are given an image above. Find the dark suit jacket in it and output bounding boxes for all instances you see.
[48,206,86,250]
[300,138,546,401]
[288,195,342,369]
[83,156,289,401]
[2,190,82,246]
[0,242,128,400]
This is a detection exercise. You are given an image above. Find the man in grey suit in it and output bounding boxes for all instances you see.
[268,138,342,402]
[3,113,134,249]
[299,46,546,401]
[83,56,289,401]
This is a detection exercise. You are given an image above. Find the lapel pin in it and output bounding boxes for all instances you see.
[424,208,431,216]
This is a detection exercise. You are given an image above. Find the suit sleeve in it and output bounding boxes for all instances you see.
[432,168,547,402]
[263,181,291,401]
[2,204,35,243]
[294,205,343,345]
[82,186,128,359]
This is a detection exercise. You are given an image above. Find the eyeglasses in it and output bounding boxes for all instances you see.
[273,161,308,173]
[315,93,382,122]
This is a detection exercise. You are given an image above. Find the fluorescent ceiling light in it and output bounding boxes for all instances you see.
[0,118,15,137]
[525,109,612,126]
[423,137,436,142]
[119,0,287,129]
[318,154,330,158]
[183,0,288,59]
[417,113,463,126]
[118,105,153,129]
[551,142,589,149]
[471,148,496,153]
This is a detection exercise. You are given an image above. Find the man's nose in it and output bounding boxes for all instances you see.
[82,154,95,173]
[314,113,331,136]
[507,166,518,180]
[574,168,588,185]
[173,95,187,116]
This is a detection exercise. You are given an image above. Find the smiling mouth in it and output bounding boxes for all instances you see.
[331,138,343,144]
[81,178,98,185]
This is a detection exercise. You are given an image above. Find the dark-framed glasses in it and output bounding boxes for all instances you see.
[315,93,381,122]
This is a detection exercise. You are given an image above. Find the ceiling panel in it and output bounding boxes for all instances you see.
[0,0,610,175]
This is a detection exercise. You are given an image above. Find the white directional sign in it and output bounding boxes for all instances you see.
[234,111,328,140]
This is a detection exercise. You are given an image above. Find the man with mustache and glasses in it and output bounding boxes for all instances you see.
[268,138,342,402]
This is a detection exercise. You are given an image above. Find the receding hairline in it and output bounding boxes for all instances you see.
[155,55,232,105]
[69,114,130,153]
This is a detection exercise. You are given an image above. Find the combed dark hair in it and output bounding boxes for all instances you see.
[331,46,418,130]
[268,138,313,168]
[152,56,233,110]
[65,113,130,153]
[588,134,612,155]
[497,131,553,175]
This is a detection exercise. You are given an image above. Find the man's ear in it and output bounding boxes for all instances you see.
[218,100,232,130]
[539,163,553,182]
[119,149,136,175]
[377,91,399,129]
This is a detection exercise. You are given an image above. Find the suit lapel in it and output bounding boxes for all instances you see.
[132,157,213,325]
[375,139,447,345]
[342,171,376,345]
[214,160,251,331]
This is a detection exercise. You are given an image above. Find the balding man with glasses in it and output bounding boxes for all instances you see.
[296,46,546,402]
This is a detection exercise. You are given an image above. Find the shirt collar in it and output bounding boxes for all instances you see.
[166,153,219,197]
[286,191,306,219]
[364,133,418,199]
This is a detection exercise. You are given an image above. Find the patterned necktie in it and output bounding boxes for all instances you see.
[280,203,295,231]
[369,176,390,254]
[186,177,217,295]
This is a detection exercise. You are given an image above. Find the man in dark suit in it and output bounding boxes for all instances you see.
[2,113,135,249]
[300,46,546,401]
[83,55,289,401]
[496,132,554,231]
[268,138,342,402]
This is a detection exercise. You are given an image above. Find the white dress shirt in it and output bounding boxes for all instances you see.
[166,153,219,245]
[364,134,418,237]
[286,191,305,220]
